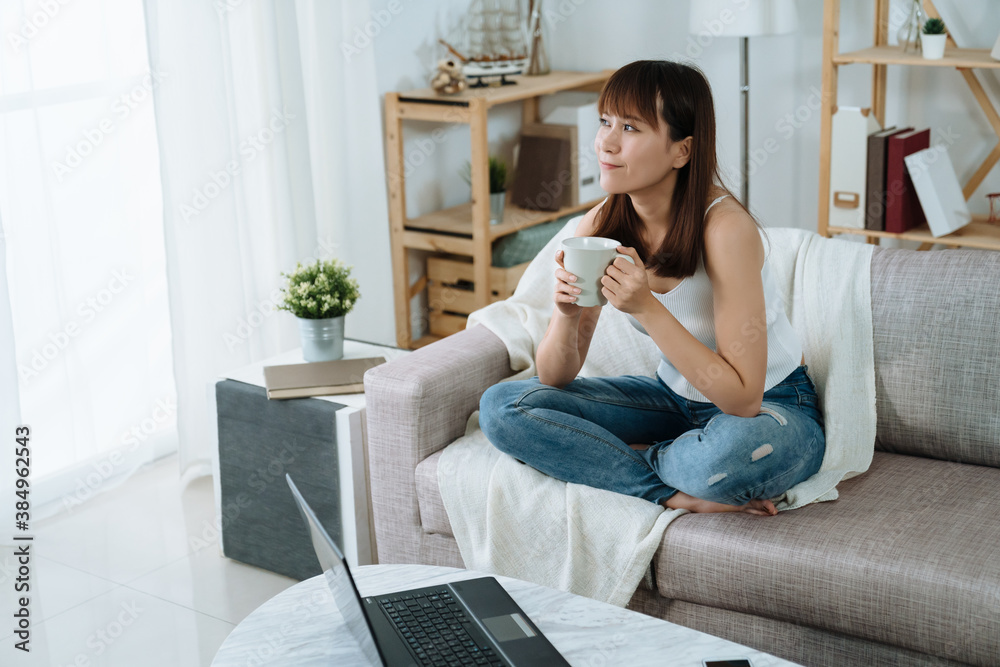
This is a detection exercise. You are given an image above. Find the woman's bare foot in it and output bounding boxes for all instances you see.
[663,491,778,516]
[629,446,778,516]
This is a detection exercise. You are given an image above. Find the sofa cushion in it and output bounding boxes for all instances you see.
[415,450,453,537]
[870,246,1000,468]
[654,452,1000,666]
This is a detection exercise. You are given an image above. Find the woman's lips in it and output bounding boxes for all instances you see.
[600,162,621,170]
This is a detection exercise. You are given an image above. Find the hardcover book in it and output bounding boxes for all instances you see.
[511,133,572,211]
[263,356,386,399]
[864,126,909,231]
[885,128,930,233]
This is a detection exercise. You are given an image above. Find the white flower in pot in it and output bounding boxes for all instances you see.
[921,17,947,60]
[278,258,360,362]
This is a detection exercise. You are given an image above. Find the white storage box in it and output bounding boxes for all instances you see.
[539,92,605,206]
[829,106,881,229]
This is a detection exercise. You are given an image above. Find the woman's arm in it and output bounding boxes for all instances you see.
[536,304,601,387]
[602,210,768,417]
[535,206,603,388]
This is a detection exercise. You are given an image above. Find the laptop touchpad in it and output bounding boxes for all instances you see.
[482,613,537,642]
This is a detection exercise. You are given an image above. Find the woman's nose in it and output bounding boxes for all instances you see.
[598,129,619,154]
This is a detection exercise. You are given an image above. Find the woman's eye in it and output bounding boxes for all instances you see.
[623,124,635,132]
[599,117,609,126]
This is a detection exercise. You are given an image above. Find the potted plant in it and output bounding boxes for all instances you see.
[278,258,360,361]
[461,156,509,225]
[922,17,947,60]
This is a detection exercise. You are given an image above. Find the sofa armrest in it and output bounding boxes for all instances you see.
[364,325,512,564]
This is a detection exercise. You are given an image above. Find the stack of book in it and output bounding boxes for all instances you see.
[863,126,929,233]
[262,356,386,399]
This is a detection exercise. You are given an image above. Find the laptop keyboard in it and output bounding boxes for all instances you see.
[379,589,504,666]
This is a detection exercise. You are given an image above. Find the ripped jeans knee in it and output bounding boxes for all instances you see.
[646,403,826,505]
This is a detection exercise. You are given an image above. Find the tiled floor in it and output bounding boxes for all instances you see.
[1,455,297,666]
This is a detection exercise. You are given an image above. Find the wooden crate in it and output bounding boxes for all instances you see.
[426,256,531,337]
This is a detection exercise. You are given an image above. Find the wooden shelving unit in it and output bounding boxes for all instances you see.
[384,70,612,349]
[818,0,1000,251]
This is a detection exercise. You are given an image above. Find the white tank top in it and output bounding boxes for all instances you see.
[621,194,803,402]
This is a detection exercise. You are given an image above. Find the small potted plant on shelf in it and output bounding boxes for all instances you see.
[278,258,360,362]
[461,156,509,225]
[921,17,947,60]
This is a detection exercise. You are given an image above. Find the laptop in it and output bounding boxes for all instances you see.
[286,475,570,667]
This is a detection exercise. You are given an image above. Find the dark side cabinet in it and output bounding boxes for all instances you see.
[216,379,345,580]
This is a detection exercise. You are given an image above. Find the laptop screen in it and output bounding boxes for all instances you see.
[287,475,384,666]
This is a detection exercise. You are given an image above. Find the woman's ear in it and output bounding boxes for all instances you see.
[672,136,693,169]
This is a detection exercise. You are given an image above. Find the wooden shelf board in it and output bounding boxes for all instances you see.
[403,198,603,245]
[833,46,1000,69]
[828,218,1000,250]
[397,70,612,109]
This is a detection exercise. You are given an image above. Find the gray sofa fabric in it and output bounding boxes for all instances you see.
[871,247,1000,467]
[365,324,509,566]
[655,451,999,666]
[627,590,969,667]
[365,242,1000,667]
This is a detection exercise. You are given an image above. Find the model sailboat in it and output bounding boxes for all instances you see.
[441,0,528,87]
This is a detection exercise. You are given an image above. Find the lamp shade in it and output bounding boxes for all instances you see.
[689,0,799,37]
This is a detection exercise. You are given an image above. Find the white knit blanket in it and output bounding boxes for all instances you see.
[438,219,876,606]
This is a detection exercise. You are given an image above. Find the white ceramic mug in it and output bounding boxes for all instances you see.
[560,237,635,307]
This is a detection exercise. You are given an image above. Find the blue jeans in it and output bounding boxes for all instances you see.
[478,366,825,507]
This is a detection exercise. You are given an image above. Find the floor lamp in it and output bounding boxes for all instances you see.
[688,0,799,208]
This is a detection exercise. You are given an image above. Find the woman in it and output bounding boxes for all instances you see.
[478,60,825,516]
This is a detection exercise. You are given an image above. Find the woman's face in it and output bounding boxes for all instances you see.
[594,108,689,196]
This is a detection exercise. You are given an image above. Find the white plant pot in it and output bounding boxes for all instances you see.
[922,34,946,60]
[489,191,506,225]
[297,315,345,362]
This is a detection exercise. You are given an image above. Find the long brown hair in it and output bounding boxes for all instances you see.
[592,60,765,278]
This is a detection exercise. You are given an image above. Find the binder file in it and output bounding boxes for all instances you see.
[829,107,881,229]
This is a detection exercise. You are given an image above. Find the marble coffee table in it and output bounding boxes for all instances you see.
[211,564,801,666]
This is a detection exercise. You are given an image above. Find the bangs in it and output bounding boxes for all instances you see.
[597,62,662,129]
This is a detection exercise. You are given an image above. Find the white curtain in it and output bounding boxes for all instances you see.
[143,0,392,479]
[1,213,18,545]
[0,0,175,519]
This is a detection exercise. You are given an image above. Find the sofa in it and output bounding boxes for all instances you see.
[364,239,1000,667]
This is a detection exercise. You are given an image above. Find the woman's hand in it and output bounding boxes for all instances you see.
[553,249,584,317]
[601,246,657,315]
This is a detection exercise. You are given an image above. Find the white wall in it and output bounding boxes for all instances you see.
[357,0,1000,344]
